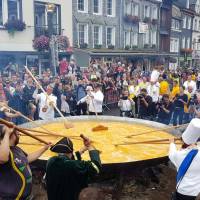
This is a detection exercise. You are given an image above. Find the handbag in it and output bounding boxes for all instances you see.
[171,149,199,200]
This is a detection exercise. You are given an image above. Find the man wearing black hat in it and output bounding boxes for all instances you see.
[46,135,101,200]
[0,124,50,199]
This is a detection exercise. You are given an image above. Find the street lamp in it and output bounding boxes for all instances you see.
[46,3,58,76]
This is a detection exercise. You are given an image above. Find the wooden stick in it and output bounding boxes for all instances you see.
[24,66,73,129]
[0,118,49,145]
[126,123,189,138]
[0,102,69,137]
[115,138,181,146]
[19,142,43,146]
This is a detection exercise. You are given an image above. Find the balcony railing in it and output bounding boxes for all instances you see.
[35,24,61,37]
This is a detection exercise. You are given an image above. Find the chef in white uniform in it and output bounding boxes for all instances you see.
[169,118,200,200]
[33,85,57,120]
[78,83,104,115]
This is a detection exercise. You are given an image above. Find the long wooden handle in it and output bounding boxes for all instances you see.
[0,118,49,145]
[25,66,66,119]
[115,138,181,146]
[126,123,189,138]
[0,103,64,136]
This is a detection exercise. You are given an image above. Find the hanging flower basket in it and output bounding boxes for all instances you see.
[94,44,102,49]
[131,16,139,24]
[33,35,50,51]
[56,35,70,51]
[124,15,139,24]
[144,44,149,48]
[4,19,26,34]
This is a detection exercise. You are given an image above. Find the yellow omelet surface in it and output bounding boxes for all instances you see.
[19,121,175,164]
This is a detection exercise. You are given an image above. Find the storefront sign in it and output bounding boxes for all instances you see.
[139,22,149,33]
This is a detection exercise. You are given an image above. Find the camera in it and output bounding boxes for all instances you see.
[138,94,145,99]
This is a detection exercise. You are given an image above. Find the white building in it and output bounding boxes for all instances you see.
[191,0,200,67]
[0,0,72,73]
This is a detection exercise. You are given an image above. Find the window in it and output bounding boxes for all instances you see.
[182,37,185,48]
[8,0,20,20]
[144,5,150,18]
[106,27,115,46]
[183,16,186,28]
[78,0,88,12]
[93,0,102,14]
[199,20,200,31]
[125,2,131,15]
[152,7,158,19]
[0,0,3,25]
[93,26,102,45]
[124,31,131,46]
[132,3,139,16]
[151,31,156,45]
[78,24,88,45]
[187,37,190,48]
[132,32,138,46]
[194,19,197,30]
[187,17,191,29]
[107,0,115,16]
[35,3,61,36]
[144,30,149,44]
[171,19,175,29]
[170,38,179,53]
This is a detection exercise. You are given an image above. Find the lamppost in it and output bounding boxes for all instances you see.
[46,3,58,76]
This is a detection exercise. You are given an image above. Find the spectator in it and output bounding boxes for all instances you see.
[157,94,173,125]
[172,87,188,126]
[137,88,153,120]
[183,75,197,95]
[118,90,135,117]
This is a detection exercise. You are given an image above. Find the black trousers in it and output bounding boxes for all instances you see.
[175,192,196,200]
[89,112,102,115]
[76,102,87,115]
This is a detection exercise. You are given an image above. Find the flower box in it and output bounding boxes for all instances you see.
[124,15,139,24]
[80,43,88,49]
[132,45,138,49]
[33,35,50,51]
[143,17,151,23]
[94,44,102,49]
[181,48,193,54]
[4,19,26,34]
[125,45,131,50]
[152,19,158,25]
[144,44,149,48]
[108,45,115,49]
[152,44,156,49]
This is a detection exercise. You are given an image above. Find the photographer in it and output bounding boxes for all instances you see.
[137,88,153,120]
[118,90,135,118]
[157,94,173,125]
[172,87,188,126]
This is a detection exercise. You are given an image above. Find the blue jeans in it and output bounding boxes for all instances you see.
[173,107,184,126]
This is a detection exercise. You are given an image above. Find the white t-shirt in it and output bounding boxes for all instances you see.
[33,92,57,120]
[183,80,197,94]
[150,70,160,82]
[169,143,200,196]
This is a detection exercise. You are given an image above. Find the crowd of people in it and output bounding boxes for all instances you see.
[1,59,200,200]
[0,58,200,126]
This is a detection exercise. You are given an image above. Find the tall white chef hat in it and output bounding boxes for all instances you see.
[182,118,200,145]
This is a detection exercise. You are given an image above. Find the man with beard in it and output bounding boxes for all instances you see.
[0,124,50,199]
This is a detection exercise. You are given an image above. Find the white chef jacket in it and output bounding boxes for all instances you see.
[88,90,104,113]
[169,143,200,196]
[33,91,57,120]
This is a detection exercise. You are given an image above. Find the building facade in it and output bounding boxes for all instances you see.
[169,4,182,70]
[0,0,72,74]
[190,0,200,67]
